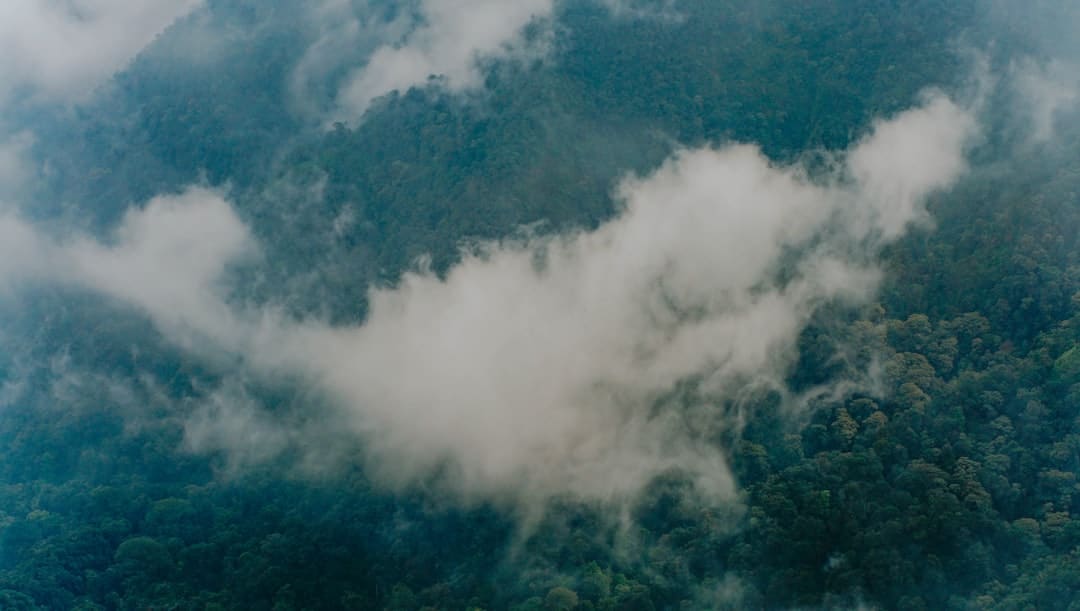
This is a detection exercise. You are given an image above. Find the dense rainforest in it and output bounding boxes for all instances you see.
[0,1,1078,609]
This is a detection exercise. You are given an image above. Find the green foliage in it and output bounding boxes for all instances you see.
[544,586,580,610]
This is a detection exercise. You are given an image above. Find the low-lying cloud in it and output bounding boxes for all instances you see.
[0,93,977,508]
[323,0,677,124]
[0,0,202,103]
[332,0,556,122]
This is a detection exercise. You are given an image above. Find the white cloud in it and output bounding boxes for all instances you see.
[333,0,556,122]
[0,0,202,103]
[289,0,417,119]
[847,91,979,238]
[0,93,978,509]
[64,188,257,351]
[0,187,256,354]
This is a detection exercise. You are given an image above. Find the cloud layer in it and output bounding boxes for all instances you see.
[0,93,977,507]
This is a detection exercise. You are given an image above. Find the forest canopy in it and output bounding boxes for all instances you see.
[0,1,1078,609]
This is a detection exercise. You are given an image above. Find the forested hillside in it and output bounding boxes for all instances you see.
[0,1,1078,609]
